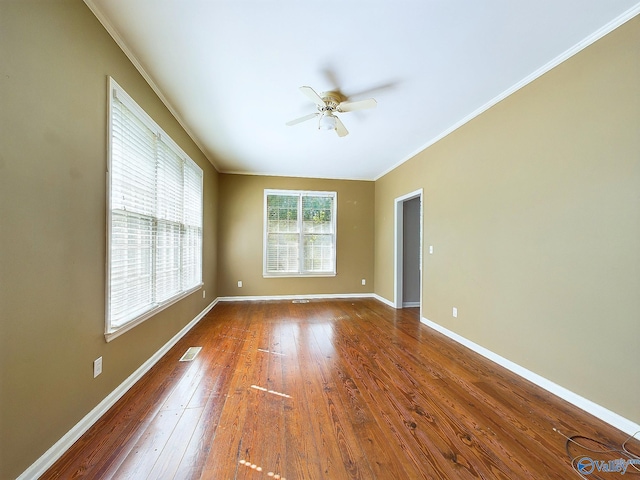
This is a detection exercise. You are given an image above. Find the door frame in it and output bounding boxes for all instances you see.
[394,189,424,318]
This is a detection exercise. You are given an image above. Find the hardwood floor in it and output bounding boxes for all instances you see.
[43,299,638,479]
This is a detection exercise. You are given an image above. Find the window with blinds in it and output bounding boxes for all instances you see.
[264,190,336,276]
[107,78,203,339]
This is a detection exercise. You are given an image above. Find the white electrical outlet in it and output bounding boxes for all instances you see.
[452,307,458,318]
[93,357,103,378]
[203,290,206,298]
[238,280,243,288]
[429,245,434,254]
[361,279,366,286]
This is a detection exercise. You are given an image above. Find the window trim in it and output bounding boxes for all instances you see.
[105,77,203,342]
[263,189,337,278]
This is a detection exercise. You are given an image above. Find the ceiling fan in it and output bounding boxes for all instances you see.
[286,86,377,137]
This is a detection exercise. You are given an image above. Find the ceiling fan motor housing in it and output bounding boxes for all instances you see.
[320,92,346,112]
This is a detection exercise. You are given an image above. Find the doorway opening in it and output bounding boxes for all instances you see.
[394,189,423,320]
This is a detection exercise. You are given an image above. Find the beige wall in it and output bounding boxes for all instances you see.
[217,174,374,297]
[375,16,640,423]
[0,1,218,478]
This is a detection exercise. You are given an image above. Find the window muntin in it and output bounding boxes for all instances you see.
[107,78,203,339]
[264,190,336,276]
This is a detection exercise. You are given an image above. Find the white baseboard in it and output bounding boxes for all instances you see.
[18,298,218,480]
[217,293,376,302]
[420,316,640,436]
[402,301,420,308]
[372,294,395,308]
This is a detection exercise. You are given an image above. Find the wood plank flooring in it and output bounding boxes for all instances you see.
[43,299,638,479]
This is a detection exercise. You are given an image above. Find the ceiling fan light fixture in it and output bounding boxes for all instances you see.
[319,113,337,131]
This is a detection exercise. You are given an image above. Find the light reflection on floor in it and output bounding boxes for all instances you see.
[257,348,286,356]
[238,459,286,479]
[250,384,292,398]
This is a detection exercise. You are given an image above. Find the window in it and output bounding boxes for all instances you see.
[106,78,203,340]
[264,190,337,276]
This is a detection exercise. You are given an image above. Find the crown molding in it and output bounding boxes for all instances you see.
[374,5,640,181]
[83,0,220,172]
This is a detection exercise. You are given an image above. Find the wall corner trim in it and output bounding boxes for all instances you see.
[420,316,640,436]
[17,298,219,480]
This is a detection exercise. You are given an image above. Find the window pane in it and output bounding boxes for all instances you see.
[182,225,202,288]
[111,99,157,217]
[302,195,333,234]
[155,220,181,302]
[109,211,154,326]
[156,140,183,223]
[303,234,334,272]
[266,233,299,272]
[183,162,203,228]
[267,195,298,233]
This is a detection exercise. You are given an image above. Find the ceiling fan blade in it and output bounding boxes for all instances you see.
[337,98,377,113]
[322,67,341,91]
[286,112,319,126]
[334,116,349,137]
[343,81,397,99]
[299,86,326,107]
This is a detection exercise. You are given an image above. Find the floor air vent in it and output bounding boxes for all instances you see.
[292,299,310,304]
[179,346,202,362]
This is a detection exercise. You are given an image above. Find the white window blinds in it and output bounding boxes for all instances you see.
[264,190,336,276]
[107,78,202,337]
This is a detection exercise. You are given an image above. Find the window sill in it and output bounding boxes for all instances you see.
[263,273,337,278]
[105,284,203,342]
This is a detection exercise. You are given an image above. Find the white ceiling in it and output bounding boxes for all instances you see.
[87,1,640,181]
